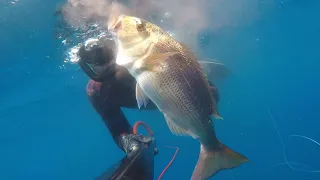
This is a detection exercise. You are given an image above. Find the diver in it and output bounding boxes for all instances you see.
[77,37,159,180]
[75,35,228,180]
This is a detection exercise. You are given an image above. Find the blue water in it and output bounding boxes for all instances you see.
[1,0,319,180]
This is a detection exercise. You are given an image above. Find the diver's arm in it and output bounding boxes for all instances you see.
[88,93,133,151]
[87,81,153,152]
[101,107,134,151]
[89,102,154,154]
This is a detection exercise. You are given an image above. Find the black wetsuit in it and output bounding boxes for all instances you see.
[78,38,157,152]
[77,38,157,180]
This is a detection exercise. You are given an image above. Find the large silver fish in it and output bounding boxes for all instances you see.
[108,15,248,180]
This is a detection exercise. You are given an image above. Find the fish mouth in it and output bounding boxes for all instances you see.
[108,15,124,33]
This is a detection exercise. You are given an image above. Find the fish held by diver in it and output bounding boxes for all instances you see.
[108,15,248,180]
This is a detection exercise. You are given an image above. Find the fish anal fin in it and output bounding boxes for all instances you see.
[164,115,199,139]
[209,102,223,120]
[212,108,223,120]
[136,83,149,109]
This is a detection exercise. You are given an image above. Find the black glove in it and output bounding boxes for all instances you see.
[119,134,156,156]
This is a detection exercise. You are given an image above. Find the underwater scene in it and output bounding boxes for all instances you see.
[1,0,319,180]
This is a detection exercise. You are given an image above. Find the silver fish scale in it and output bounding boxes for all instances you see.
[134,53,216,141]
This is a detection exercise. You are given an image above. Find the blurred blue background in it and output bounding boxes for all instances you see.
[0,0,319,179]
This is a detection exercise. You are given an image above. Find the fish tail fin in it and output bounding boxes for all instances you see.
[191,143,248,180]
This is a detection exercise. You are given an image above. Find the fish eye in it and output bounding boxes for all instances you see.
[136,23,145,32]
[131,18,145,32]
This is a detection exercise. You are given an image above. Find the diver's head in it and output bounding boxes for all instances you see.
[78,38,116,66]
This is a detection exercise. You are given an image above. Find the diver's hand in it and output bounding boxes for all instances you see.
[120,134,155,156]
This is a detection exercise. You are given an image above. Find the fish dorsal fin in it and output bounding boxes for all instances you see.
[136,83,149,109]
[164,115,199,139]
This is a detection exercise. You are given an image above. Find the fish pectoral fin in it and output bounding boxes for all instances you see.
[138,52,179,72]
[136,83,149,109]
[164,115,199,139]
[198,58,231,83]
